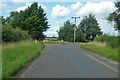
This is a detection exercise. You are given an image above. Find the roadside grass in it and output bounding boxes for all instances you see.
[80,42,118,62]
[42,41,84,44]
[42,41,72,44]
[2,40,44,78]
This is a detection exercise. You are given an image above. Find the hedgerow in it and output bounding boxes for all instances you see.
[94,34,118,49]
[2,25,31,42]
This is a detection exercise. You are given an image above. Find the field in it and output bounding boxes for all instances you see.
[2,40,44,78]
[80,42,118,62]
[44,38,58,41]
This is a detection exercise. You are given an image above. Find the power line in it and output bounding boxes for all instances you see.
[71,17,80,43]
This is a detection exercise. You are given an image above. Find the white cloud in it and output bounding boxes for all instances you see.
[38,4,48,12]
[76,1,118,35]
[70,2,83,11]
[44,29,58,37]
[51,4,70,19]
[51,2,83,19]
[45,30,57,34]
[16,3,32,12]
[55,21,61,25]
[0,3,11,15]
[77,1,116,19]
[97,19,116,34]
[16,3,48,12]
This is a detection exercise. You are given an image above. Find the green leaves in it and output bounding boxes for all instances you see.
[94,34,119,49]
[58,20,74,42]
[78,14,102,41]
[58,14,102,42]
[76,28,85,42]
[2,25,31,42]
[107,1,120,31]
[9,2,49,40]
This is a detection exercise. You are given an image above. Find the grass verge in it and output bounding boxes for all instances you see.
[2,40,44,78]
[80,42,118,62]
[42,41,84,44]
[42,41,72,44]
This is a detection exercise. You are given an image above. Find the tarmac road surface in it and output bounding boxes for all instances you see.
[20,44,118,78]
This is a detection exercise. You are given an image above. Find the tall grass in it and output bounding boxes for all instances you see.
[81,42,118,62]
[2,40,44,78]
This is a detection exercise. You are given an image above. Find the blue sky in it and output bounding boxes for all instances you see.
[0,0,118,37]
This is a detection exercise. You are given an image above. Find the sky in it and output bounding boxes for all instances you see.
[0,0,118,37]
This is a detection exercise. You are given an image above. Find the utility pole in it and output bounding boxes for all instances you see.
[71,17,80,43]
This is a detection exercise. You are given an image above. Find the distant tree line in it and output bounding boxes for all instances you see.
[1,2,49,42]
[58,14,103,42]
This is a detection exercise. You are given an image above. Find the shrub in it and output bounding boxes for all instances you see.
[94,34,118,49]
[2,25,31,42]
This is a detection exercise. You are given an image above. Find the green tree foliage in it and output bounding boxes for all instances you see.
[7,2,49,40]
[1,15,31,42]
[79,14,102,41]
[94,34,118,49]
[0,16,6,25]
[2,25,31,42]
[76,27,85,42]
[58,20,74,42]
[107,1,120,30]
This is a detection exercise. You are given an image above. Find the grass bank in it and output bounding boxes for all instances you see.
[80,42,118,62]
[2,40,44,78]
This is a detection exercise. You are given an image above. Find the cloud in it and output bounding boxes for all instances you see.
[76,1,118,35]
[70,2,83,11]
[51,2,83,19]
[16,3,32,12]
[16,3,48,12]
[0,3,11,15]
[45,30,57,34]
[55,21,61,25]
[44,29,58,37]
[38,4,48,12]
[77,1,117,19]
[51,4,70,19]
[97,19,116,34]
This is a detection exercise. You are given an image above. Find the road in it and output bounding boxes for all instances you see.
[20,44,118,78]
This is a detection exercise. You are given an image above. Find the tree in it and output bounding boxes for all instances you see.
[58,20,74,42]
[8,2,49,40]
[107,1,120,31]
[0,16,6,25]
[76,27,85,42]
[78,14,102,41]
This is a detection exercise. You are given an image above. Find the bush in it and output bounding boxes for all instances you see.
[2,25,31,42]
[94,34,118,49]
